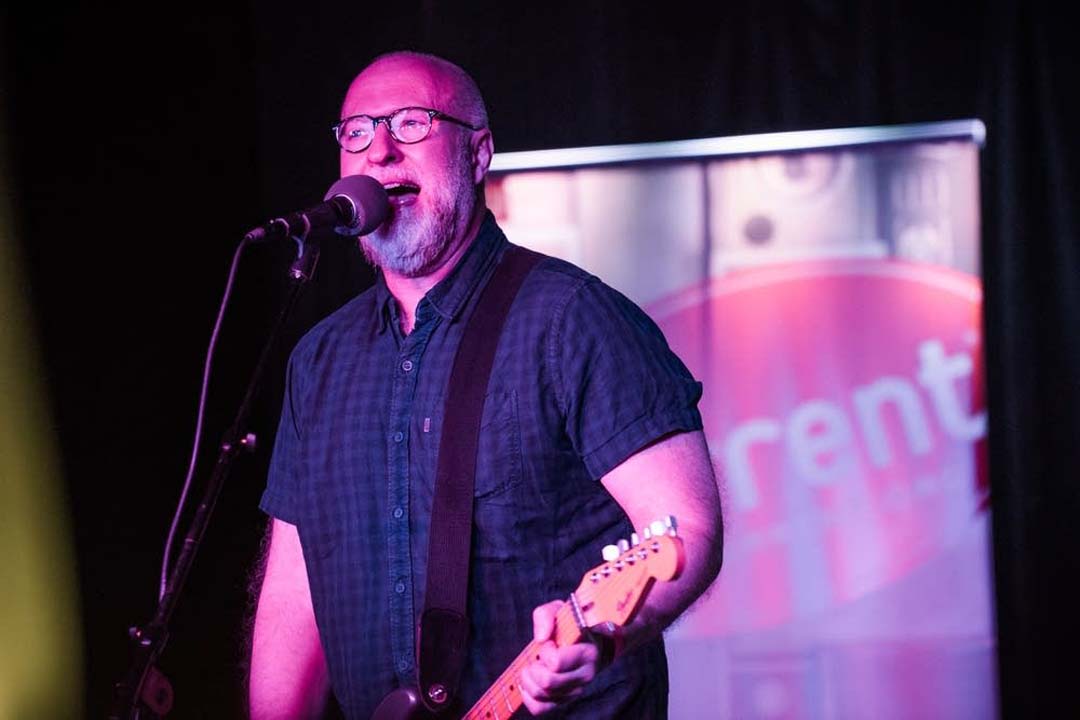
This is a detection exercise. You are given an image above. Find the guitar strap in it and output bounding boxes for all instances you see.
[418,244,543,713]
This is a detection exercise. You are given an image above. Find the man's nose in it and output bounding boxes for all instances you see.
[365,122,401,165]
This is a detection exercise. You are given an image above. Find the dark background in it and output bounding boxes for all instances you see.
[2,1,1077,717]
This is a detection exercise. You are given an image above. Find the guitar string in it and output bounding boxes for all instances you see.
[465,605,581,719]
[466,569,640,719]
[465,538,672,718]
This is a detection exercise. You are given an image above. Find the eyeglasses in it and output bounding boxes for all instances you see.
[332,106,483,153]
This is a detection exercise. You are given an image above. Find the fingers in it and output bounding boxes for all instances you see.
[531,600,564,643]
[538,638,601,673]
[519,641,600,716]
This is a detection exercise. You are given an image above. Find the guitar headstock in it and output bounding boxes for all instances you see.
[573,516,686,628]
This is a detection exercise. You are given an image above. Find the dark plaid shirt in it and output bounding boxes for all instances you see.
[261,213,703,719]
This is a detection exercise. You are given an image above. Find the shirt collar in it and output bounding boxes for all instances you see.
[373,211,506,333]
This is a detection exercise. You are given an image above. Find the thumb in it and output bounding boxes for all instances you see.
[532,600,565,642]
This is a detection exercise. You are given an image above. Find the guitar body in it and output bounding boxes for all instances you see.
[370,686,435,720]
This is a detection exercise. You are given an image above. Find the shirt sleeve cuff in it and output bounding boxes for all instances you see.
[259,486,300,525]
[582,406,704,480]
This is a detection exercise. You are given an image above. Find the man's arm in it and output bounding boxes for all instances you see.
[519,430,724,714]
[249,518,331,720]
[599,429,723,645]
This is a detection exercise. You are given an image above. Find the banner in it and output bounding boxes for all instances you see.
[489,121,995,719]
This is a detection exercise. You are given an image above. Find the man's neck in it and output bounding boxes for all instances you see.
[383,204,486,335]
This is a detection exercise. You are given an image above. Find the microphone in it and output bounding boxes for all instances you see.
[245,175,390,243]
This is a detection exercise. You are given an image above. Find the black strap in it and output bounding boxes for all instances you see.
[417,245,543,712]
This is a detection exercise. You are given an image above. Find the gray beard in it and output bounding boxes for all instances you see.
[360,149,475,278]
[360,195,466,278]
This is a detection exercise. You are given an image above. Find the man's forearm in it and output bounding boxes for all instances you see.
[598,430,725,658]
[615,514,723,656]
[249,653,330,720]
[249,519,332,719]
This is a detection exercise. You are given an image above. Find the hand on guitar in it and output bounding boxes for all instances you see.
[376,519,685,720]
[518,600,602,715]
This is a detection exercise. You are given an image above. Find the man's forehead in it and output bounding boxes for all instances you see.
[342,58,454,116]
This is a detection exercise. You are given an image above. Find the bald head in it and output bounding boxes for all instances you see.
[337,51,496,280]
[344,51,489,129]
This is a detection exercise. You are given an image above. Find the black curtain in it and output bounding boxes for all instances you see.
[3,1,1076,716]
[980,2,1080,716]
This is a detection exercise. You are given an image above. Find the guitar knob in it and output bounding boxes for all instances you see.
[428,684,448,705]
[602,544,620,562]
[649,519,667,537]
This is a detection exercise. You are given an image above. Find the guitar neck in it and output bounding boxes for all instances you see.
[373,527,681,720]
[462,604,583,720]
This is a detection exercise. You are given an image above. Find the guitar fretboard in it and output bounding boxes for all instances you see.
[459,531,679,719]
[462,604,582,720]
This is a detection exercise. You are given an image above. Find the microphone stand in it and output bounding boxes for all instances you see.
[109,236,322,719]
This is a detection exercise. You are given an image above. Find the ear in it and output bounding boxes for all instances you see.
[470,128,494,186]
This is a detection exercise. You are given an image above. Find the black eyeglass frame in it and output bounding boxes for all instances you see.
[331,107,484,153]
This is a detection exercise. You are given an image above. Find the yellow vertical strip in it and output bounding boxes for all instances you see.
[0,79,84,720]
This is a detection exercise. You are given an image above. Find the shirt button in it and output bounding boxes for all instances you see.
[401,359,414,372]
[395,581,406,594]
[393,506,404,519]
[393,431,404,443]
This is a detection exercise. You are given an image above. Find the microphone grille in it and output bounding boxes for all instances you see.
[324,175,390,236]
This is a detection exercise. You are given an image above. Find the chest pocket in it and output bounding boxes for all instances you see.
[418,389,523,499]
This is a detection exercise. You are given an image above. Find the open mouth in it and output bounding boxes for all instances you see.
[384,181,420,206]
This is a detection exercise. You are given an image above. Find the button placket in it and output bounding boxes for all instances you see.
[385,303,439,687]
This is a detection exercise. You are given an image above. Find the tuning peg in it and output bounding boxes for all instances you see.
[602,544,620,562]
[617,539,630,553]
[646,516,678,537]
[630,532,640,546]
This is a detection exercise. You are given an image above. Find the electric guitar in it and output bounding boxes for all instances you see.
[372,516,686,720]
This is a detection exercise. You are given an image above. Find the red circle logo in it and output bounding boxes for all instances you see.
[650,259,986,634]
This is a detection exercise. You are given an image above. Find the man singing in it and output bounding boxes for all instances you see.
[249,51,723,718]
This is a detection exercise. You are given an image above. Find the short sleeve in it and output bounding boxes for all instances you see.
[551,277,703,479]
[259,350,305,524]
